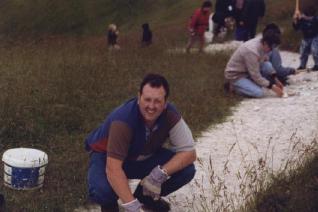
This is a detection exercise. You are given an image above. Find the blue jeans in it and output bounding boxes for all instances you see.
[232,61,275,98]
[87,148,196,207]
[299,36,318,67]
[269,48,295,83]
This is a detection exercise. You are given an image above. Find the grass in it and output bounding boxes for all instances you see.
[243,138,318,212]
[0,29,239,210]
[0,0,197,37]
[172,134,318,212]
[1,0,318,211]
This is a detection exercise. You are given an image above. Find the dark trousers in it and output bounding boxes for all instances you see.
[248,22,258,39]
[235,26,249,41]
[87,148,196,207]
[235,22,258,42]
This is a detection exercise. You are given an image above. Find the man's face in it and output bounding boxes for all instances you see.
[138,84,167,127]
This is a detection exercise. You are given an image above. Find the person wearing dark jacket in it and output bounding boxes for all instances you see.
[141,23,152,47]
[262,24,297,85]
[234,0,265,41]
[246,0,265,39]
[212,0,235,36]
[293,7,318,71]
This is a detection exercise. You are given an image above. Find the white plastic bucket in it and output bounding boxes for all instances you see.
[2,148,48,190]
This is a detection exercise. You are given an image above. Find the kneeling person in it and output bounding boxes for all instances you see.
[85,74,196,212]
[224,25,284,98]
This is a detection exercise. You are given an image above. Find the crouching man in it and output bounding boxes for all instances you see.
[85,73,196,212]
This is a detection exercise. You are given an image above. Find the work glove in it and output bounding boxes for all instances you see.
[140,165,169,200]
[122,199,143,212]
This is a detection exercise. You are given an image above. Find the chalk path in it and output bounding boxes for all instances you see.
[76,43,318,212]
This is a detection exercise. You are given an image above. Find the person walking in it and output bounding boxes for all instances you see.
[234,0,265,41]
[186,1,212,53]
[212,0,235,38]
[293,7,318,71]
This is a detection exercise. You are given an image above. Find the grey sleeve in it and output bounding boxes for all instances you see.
[168,118,195,152]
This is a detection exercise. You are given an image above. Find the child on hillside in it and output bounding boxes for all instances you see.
[141,23,152,47]
[107,24,120,50]
[186,1,212,53]
[293,7,318,71]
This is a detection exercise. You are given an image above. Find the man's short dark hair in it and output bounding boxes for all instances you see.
[262,28,281,49]
[139,73,170,99]
[263,23,281,35]
[202,1,212,9]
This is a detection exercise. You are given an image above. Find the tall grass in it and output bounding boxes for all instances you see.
[1,0,315,210]
[0,31,238,210]
[243,138,318,212]
[0,0,197,37]
[172,135,318,212]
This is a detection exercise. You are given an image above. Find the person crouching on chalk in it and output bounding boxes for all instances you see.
[85,73,196,212]
[224,24,284,98]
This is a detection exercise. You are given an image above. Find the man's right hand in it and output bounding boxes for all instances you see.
[274,77,284,90]
[293,10,301,19]
[271,84,284,97]
[122,199,143,212]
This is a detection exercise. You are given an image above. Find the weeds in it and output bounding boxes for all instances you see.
[0,33,238,211]
[176,131,318,212]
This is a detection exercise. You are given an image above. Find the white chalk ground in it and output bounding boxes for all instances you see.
[76,42,318,212]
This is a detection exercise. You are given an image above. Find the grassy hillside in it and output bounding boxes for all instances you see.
[0,0,197,37]
[0,30,238,212]
[0,0,317,211]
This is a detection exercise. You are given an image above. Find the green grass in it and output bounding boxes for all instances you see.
[243,140,318,212]
[0,0,197,37]
[0,31,239,210]
[0,2,240,210]
[1,0,318,211]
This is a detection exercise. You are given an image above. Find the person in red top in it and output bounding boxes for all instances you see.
[186,1,212,53]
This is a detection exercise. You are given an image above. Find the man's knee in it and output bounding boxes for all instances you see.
[88,180,118,206]
[179,164,196,184]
